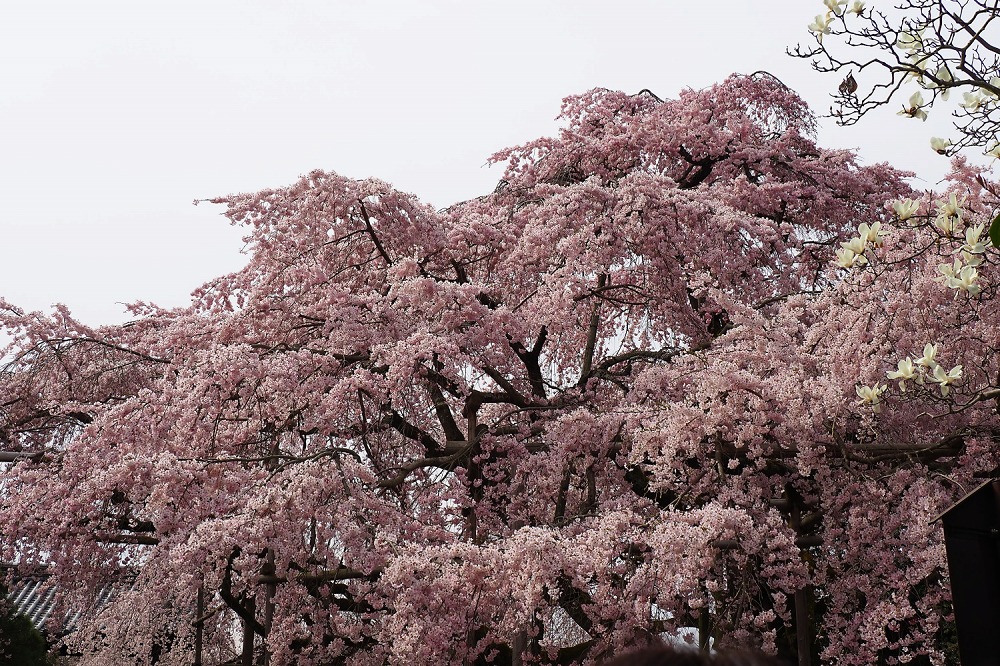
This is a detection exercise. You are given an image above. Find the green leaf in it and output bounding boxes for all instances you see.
[990,213,1000,249]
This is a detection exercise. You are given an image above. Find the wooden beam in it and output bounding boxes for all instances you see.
[0,451,41,463]
[194,585,204,666]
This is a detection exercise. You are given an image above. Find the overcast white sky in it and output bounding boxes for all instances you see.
[0,1,969,325]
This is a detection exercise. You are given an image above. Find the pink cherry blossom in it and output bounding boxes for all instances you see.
[1,74,992,665]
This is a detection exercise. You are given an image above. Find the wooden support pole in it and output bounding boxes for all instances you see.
[698,611,711,652]
[0,451,42,463]
[793,586,812,666]
[241,597,256,666]
[259,550,276,666]
[789,492,812,666]
[511,629,527,666]
[194,584,204,666]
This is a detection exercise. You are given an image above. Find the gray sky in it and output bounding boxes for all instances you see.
[1,1,964,325]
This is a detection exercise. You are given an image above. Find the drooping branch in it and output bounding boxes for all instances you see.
[589,346,690,382]
[464,389,529,418]
[256,565,375,586]
[183,446,364,468]
[376,438,477,489]
[29,336,171,366]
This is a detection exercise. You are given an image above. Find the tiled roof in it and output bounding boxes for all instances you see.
[6,573,115,635]
[8,577,59,630]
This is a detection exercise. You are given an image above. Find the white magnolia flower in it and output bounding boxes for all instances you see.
[965,251,985,267]
[908,53,932,76]
[987,143,1000,159]
[841,236,867,255]
[857,383,887,412]
[930,364,963,396]
[930,137,951,154]
[896,30,923,54]
[939,193,964,217]
[932,66,953,100]
[938,258,963,282]
[961,223,987,255]
[809,13,833,39]
[915,343,939,370]
[824,0,847,15]
[892,198,920,221]
[960,223,987,266]
[935,193,965,233]
[946,265,982,295]
[898,91,928,120]
[966,222,986,244]
[935,213,957,235]
[886,358,916,391]
[962,91,985,112]
[962,250,985,267]
[858,221,888,247]
[848,0,864,14]
[835,247,866,268]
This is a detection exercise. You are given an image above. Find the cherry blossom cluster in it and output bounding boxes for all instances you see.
[0,74,993,665]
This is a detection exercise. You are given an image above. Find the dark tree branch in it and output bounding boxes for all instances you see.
[377,438,477,489]
[357,200,393,265]
[382,408,443,453]
[480,364,530,405]
[426,381,465,443]
[220,548,268,637]
[509,327,548,399]
[579,274,607,386]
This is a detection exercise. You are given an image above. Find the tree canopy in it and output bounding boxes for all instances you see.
[1,73,996,665]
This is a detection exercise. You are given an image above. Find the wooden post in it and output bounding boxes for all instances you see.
[511,629,527,666]
[793,586,812,666]
[241,597,256,666]
[258,550,276,666]
[698,611,711,652]
[193,584,204,666]
[789,494,812,666]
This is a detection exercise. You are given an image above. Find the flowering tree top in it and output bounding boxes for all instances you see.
[1,74,995,665]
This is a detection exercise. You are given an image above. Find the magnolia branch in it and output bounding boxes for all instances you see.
[0,451,43,463]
